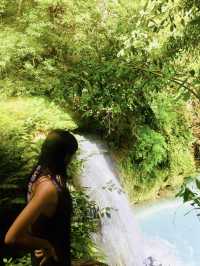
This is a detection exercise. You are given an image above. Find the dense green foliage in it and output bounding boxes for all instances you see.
[0,0,198,203]
[3,255,31,266]
[0,97,76,206]
[0,0,200,262]
[0,97,73,262]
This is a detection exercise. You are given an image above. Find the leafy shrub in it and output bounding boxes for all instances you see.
[3,255,31,266]
[0,0,198,201]
[71,189,101,260]
[0,97,77,202]
[117,92,195,202]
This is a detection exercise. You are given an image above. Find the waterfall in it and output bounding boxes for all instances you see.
[77,135,185,266]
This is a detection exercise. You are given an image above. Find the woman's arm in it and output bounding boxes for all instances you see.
[4,179,58,252]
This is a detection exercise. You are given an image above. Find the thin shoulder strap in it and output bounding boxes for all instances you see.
[27,165,42,202]
[27,166,62,202]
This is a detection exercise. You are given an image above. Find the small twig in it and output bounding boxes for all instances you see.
[129,65,200,101]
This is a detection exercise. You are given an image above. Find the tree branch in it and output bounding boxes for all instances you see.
[17,0,23,17]
[130,65,200,101]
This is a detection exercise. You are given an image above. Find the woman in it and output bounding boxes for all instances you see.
[4,129,78,266]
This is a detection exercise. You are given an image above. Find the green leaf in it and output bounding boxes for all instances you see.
[183,188,193,203]
[196,179,200,190]
[189,70,195,76]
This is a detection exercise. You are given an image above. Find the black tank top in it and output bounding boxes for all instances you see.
[27,166,72,266]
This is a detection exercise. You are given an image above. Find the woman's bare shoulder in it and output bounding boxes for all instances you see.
[4,176,59,244]
[32,175,58,204]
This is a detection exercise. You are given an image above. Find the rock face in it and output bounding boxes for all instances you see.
[72,260,108,266]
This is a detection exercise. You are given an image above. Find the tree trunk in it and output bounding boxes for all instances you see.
[17,0,23,16]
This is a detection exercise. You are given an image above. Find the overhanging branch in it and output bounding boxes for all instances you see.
[129,64,200,101]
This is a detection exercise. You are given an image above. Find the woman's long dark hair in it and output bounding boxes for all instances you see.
[37,129,78,178]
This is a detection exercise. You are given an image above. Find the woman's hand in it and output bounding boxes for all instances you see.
[34,245,58,266]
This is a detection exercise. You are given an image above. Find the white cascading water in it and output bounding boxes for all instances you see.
[77,135,185,266]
